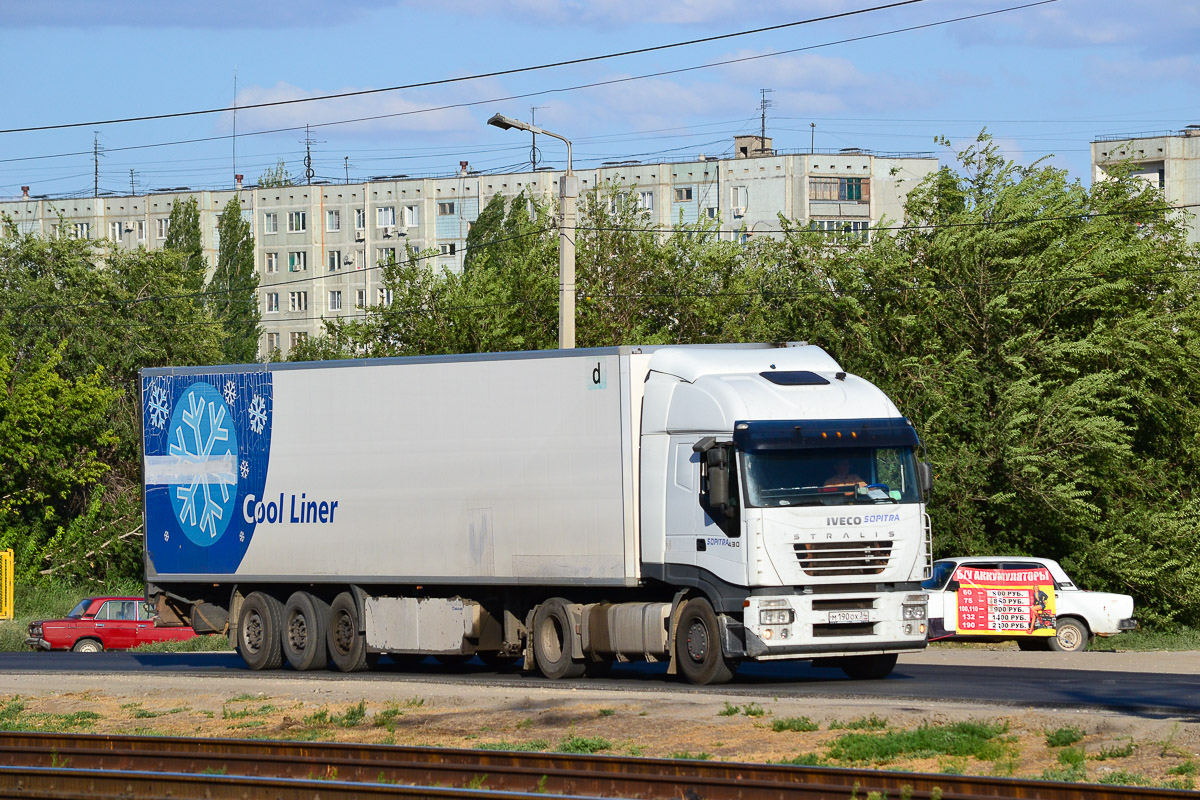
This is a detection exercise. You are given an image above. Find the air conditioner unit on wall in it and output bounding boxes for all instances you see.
[732,207,746,217]
[383,226,394,238]
[355,232,365,242]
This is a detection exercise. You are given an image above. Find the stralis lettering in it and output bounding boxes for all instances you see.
[243,493,340,525]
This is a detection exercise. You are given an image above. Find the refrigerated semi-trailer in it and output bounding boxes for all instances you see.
[142,343,932,684]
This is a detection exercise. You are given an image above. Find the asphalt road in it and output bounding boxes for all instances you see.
[1,649,1195,716]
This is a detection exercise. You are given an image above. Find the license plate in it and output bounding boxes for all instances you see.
[827,611,869,624]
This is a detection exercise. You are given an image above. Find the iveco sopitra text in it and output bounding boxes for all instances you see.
[141,343,933,684]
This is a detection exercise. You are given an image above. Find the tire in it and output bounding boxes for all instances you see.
[72,639,103,653]
[532,598,585,679]
[238,591,284,670]
[674,598,736,685]
[327,592,369,672]
[1048,617,1090,653]
[1017,637,1049,651]
[282,592,330,671]
[839,653,898,680]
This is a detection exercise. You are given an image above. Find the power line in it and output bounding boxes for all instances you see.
[0,0,940,136]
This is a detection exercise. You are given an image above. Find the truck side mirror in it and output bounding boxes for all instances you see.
[918,462,934,494]
[706,447,730,510]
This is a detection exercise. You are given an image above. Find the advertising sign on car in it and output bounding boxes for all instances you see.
[952,565,1056,637]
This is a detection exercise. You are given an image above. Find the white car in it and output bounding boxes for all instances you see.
[923,556,1136,652]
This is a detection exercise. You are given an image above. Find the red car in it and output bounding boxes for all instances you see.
[26,596,198,653]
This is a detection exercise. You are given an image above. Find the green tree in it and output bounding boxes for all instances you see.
[163,196,206,293]
[209,197,261,362]
[257,159,295,188]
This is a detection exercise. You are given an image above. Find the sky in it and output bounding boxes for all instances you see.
[1,0,1196,199]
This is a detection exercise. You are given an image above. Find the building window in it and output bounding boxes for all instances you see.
[328,250,342,271]
[288,251,307,272]
[287,211,307,232]
[289,291,308,312]
[137,220,147,241]
[108,221,124,240]
[156,218,169,239]
[437,201,455,216]
[326,209,340,232]
[439,242,456,256]
[404,205,419,227]
[290,331,307,348]
[264,252,278,274]
[731,185,747,212]
[265,292,279,313]
[377,288,393,306]
[810,219,870,241]
[263,212,278,234]
[355,249,365,270]
[355,208,366,230]
[704,207,718,219]
[809,177,867,202]
[376,206,395,228]
[673,187,693,202]
[328,290,342,311]
[377,247,396,264]
[639,191,654,211]
[266,332,279,353]
[355,289,365,308]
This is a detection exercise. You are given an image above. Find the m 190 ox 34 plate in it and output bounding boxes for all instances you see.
[828,610,870,624]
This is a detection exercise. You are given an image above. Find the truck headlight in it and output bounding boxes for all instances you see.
[759,608,795,625]
[902,603,926,620]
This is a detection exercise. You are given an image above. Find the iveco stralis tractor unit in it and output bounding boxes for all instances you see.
[142,343,932,684]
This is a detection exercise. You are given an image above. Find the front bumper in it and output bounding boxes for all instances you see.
[25,638,51,650]
[1118,617,1139,632]
[741,591,929,659]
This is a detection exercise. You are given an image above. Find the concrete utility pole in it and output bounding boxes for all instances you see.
[488,113,576,349]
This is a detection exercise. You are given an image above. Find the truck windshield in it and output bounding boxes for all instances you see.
[741,446,921,507]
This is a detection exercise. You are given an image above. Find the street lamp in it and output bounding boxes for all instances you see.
[488,113,577,350]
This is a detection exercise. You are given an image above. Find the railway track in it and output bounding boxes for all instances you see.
[0,731,1191,800]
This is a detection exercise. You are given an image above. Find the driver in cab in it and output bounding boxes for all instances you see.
[824,458,866,489]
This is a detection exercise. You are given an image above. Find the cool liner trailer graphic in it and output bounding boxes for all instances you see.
[142,344,933,684]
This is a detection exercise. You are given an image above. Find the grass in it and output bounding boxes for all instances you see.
[1094,739,1135,760]
[222,703,279,720]
[1041,763,1086,782]
[0,697,102,732]
[829,715,888,731]
[304,701,368,728]
[718,702,764,718]
[477,740,550,752]
[1097,770,1152,786]
[771,753,825,766]
[1044,726,1083,747]
[671,751,713,760]
[1056,747,1086,766]
[555,735,612,754]
[1088,625,1200,652]
[827,721,1012,766]
[772,717,819,733]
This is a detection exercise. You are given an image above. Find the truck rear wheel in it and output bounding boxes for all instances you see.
[327,592,369,672]
[532,598,585,679]
[282,592,330,671]
[675,598,736,685]
[838,653,898,680]
[238,592,284,670]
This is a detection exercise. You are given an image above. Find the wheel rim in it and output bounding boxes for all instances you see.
[244,610,264,654]
[685,619,709,663]
[1058,625,1080,650]
[539,615,565,662]
[332,611,354,656]
[288,612,308,651]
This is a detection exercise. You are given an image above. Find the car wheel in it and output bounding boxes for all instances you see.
[532,598,586,679]
[839,653,898,680]
[327,592,369,672]
[1049,617,1090,653]
[674,598,736,685]
[282,592,330,671]
[238,591,284,670]
[71,639,103,653]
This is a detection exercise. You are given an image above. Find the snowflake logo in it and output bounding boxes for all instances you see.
[222,380,238,406]
[166,383,239,546]
[240,459,250,479]
[147,384,171,430]
[248,394,267,434]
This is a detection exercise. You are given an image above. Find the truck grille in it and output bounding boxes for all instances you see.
[793,541,892,576]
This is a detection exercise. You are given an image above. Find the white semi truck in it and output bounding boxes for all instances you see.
[141,343,932,684]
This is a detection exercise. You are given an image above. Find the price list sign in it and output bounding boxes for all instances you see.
[953,566,1056,637]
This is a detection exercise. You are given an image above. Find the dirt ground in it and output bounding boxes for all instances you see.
[3,646,1198,789]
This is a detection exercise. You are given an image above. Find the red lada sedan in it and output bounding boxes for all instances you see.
[26,596,198,652]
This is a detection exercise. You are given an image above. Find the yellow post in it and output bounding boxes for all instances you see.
[0,549,12,621]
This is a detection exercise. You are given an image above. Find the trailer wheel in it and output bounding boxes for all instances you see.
[532,598,585,679]
[282,592,330,671]
[1048,617,1090,653]
[238,592,284,670]
[674,598,735,685]
[327,592,369,672]
[838,653,898,680]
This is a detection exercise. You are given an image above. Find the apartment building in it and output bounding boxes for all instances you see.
[1092,125,1200,245]
[0,136,937,357]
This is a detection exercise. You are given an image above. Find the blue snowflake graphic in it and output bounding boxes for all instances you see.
[167,383,239,544]
[248,393,267,434]
[147,383,170,430]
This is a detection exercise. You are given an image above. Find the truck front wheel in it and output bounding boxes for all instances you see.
[238,592,284,670]
[327,592,369,672]
[282,592,330,671]
[532,598,585,679]
[675,598,736,685]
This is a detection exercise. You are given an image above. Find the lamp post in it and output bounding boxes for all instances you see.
[488,113,577,350]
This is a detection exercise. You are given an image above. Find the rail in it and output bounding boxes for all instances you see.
[0,732,1191,800]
